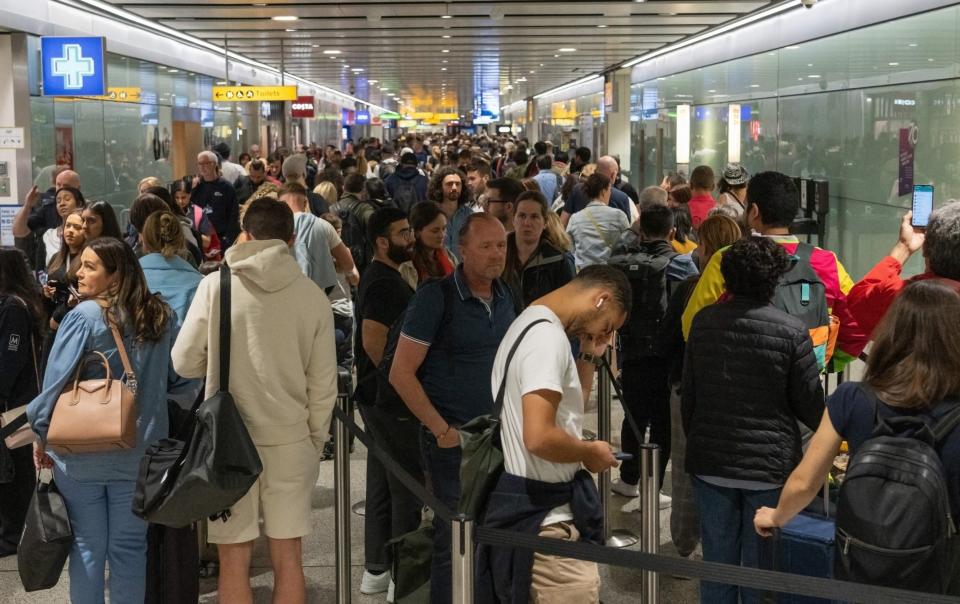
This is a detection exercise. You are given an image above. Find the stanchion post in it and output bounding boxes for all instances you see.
[451,515,475,604]
[598,350,639,548]
[334,370,352,604]
[640,444,661,603]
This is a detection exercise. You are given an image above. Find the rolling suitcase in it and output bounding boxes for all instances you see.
[761,480,838,604]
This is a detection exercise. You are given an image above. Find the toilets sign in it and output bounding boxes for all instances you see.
[41,37,107,97]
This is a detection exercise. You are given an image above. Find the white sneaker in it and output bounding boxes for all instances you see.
[659,492,672,509]
[387,579,396,603]
[611,478,639,497]
[360,569,391,595]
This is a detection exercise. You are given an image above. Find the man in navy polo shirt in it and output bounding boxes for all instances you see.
[390,212,516,604]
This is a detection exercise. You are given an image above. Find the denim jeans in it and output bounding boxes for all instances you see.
[420,426,462,604]
[54,468,148,604]
[693,477,781,604]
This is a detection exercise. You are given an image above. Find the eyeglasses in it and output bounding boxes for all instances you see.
[197,161,216,167]
[486,198,505,204]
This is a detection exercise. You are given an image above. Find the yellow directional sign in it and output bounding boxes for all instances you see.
[90,87,142,103]
[213,86,298,102]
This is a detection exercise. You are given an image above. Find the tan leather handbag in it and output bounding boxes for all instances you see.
[46,324,138,454]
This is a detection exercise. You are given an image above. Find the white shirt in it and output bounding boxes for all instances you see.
[493,305,582,526]
[220,160,247,186]
[43,227,61,267]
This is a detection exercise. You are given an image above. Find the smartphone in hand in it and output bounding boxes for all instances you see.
[911,184,934,229]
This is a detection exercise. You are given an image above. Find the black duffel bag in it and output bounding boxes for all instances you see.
[18,472,73,591]
[132,264,262,528]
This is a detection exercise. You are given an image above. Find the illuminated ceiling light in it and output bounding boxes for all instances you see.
[554,54,560,58]
[381,87,389,91]
[322,49,341,54]
[529,70,535,74]
[167,69,179,73]
[750,84,760,88]
[908,43,918,47]
[442,49,450,53]
[786,45,801,50]
[889,62,900,66]
[558,48,576,52]
[272,15,298,21]
[441,67,447,71]
[442,35,452,39]
[285,28,297,32]
[707,89,716,92]
[352,68,364,72]
[807,74,820,78]
[368,79,378,84]
[597,24,607,28]
[217,80,227,85]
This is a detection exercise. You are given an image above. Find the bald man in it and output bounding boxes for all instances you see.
[559,155,634,227]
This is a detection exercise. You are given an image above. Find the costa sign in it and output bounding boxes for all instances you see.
[291,96,315,118]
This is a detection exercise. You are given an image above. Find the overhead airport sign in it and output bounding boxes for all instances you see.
[213,86,298,102]
[355,110,370,125]
[41,37,107,96]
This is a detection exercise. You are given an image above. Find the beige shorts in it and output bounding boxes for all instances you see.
[530,522,601,604]
[207,439,320,544]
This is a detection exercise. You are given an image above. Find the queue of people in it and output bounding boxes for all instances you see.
[1,132,958,604]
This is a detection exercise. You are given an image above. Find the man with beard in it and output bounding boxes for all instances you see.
[428,166,474,263]
[476,265,631,602]
[353,207,423,601]
[390,213,516,603]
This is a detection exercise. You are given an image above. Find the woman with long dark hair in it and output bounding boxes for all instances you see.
[27,238,192,603]
[12,186,86,268]
[408,201,455,285]
[0,247,43,557]
[755,280,960,594]
[81,201,123,242]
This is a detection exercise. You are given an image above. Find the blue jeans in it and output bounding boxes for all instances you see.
[54,468,147,604]
[420,427,462,604]
[693,477,781,604]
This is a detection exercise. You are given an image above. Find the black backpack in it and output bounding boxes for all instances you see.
[834,396,960,593]
[392,178,420,215]
[374,278,455,411]
[608,247,678,358]
[336,198,375,273]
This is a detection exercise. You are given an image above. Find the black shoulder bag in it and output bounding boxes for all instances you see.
[132,264,263,528]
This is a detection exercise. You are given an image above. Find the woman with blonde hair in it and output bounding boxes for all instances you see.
[138,176,164,195]
[314,181,338,207]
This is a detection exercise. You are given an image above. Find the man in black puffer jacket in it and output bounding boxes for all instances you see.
[682,236,824,604]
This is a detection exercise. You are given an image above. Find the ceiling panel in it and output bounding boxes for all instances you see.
[97,0,778,114]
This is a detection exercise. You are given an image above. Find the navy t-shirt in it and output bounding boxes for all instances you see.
[401,269,516,425]
[828,382,960,518]
[563,183,632,219]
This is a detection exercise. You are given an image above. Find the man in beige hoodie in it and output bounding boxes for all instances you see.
[173,197,338,604]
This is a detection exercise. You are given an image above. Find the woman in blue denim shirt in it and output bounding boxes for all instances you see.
[27,237,192,604]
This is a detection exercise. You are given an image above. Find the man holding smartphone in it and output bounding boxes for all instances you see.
[848,202,960,337]
[476,265,630,603]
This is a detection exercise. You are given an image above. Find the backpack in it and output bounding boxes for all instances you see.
[608,247,678,358]
[392,178,420,215]
[374,278,455,411]
[336,199,375,273]
[772,243,839,371]
[834,395,960,593]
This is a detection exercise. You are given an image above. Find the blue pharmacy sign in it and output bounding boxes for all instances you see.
[40,37,107,96]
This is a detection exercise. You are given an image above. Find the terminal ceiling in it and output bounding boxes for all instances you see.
[97,1,777,115]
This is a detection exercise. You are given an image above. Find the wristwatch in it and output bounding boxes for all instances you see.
[577,352,604,367]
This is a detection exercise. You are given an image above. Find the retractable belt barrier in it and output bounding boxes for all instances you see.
[331,377,960,604]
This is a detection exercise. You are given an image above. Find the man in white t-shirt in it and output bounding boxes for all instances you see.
[478,264,631,603]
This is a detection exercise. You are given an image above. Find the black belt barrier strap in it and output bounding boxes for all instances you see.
[475,527,960,604]
[332,404,455,523]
